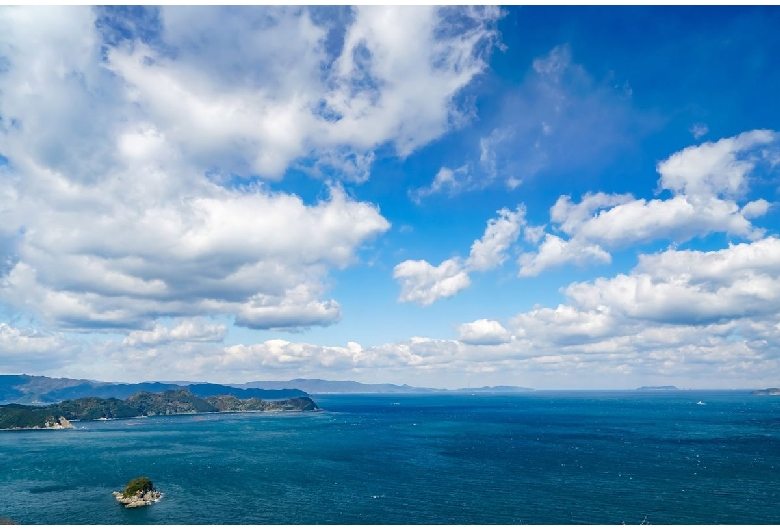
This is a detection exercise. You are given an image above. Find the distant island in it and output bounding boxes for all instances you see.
[0,389,318,430]
[636,386,678,391]
[113,477,162,508]
[751,388,780,395]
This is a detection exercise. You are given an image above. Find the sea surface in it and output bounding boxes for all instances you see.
[1,391,778,524]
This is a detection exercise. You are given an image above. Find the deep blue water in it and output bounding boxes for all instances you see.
[1,391,778,524]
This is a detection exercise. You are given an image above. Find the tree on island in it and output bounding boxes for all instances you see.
[123,477,155,497]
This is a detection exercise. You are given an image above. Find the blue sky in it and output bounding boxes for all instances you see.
[1,6,780,389]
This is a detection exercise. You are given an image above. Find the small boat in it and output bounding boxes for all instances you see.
[696,401,706,405]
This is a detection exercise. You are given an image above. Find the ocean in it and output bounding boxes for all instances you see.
[0,391,778,524]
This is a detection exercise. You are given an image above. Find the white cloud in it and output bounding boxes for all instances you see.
[741,199,771,219]
[505,176,523,190]
[0,180,389,330]
[410,165,471,203]
[565,237,780,325]
[457,319,511,345]
[14,234,780,389]
[466,206,525,271]
[479,127,513,178]
[63,316,780,388]
[657,129,777,199]
[122,318,227,346]
[99,6,503,180]
[393,258,471,306]
[690,123,709,139]
[0,322,77,373]
[511,305,621,346]
[518,234,610,277]
[519,130,779,276]
[550,192,635,236]
[395,206,525,304]
[0,6,504,332]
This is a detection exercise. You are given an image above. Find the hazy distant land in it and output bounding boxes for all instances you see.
[239,378,534,395]
[751,387,780,395]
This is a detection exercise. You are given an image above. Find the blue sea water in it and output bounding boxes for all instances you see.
[0,391,778,525]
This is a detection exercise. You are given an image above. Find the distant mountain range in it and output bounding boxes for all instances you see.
[0,375,308,405]
[0,375,534,404]
[239,378,534,395]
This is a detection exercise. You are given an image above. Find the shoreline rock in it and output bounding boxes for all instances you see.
[112,489,163,508]
[113,477,162,508]
[1,416,74,431]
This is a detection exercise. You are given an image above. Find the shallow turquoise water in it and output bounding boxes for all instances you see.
[1,391,778,524]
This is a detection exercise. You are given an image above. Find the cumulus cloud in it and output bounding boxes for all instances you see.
[0,181,389,330]
[100,6,504,180]
[393,258,471,305]
[564,237,780,326]
[457,319,511,345]
[0,322,77,373]
[466,207,526,271]
[122,318,227,346]
[0,7,509,331]
[61,313,780,388]
[518,234,610,277]
[657,129,776,199]
[519,130,779,276]
[22,235,780,389]
[395,206,525,304]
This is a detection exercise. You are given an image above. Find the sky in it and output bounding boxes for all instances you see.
[1,5,780,389]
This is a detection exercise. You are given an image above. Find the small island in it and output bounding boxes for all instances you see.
[751,388,780,395]
[636,386,678,391]
[0,389,319,430]
[113,477,163,508]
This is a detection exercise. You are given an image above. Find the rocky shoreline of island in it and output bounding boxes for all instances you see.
[0,389,319,430]
[113,477,163,508]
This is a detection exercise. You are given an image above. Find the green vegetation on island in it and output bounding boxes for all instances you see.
[0,389,319,430]
[123,477,155,497]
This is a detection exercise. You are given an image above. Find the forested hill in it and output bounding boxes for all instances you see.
[0,389,319,430]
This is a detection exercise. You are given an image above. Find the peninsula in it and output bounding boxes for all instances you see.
[0,389,318,430]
